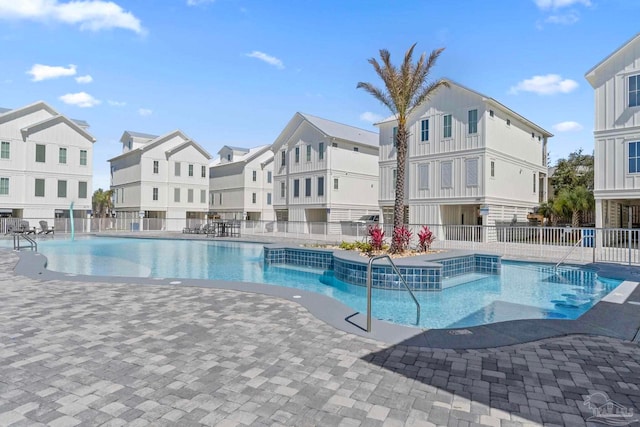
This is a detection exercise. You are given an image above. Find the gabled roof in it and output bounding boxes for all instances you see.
[211,144,272,168]
[0,100,58,125]
[375,79,553,137]
[271,112,379,152]
[0,107,11,114]
[122,130,160,141]
[109,129,211,162]
[165,139,212,160]
[585,33,640,86]
[219,145,250,153]
[21,115,96,143]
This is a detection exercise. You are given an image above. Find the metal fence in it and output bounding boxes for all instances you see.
[2,217,640,265]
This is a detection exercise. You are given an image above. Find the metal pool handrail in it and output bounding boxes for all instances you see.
[13,233,37,252]
[366,254,421,332]
[554,236,584,271]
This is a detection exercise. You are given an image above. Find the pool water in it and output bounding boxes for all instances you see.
[19,237,623,329]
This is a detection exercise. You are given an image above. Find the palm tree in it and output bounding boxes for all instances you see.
[92,188,113,229]
[536,200,555,226]
[553,186,594,227]
[357,44,448,252]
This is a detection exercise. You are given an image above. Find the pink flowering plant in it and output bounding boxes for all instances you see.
[367,225,386,251]
[392,225,413,253]
[418,225,436,252]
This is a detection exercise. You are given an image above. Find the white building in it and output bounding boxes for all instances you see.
[109,129,212,231]
[376,80,552,230]
[209,145,275,221]
[271,112,379,232]
[0,101,95,222]
[586,33,640,228]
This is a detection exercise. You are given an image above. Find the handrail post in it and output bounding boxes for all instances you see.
[367,257,374,332]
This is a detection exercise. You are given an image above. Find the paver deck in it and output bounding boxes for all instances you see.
[1,249,639,426]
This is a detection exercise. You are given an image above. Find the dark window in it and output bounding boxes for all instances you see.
[293,179,300,197]
[35,178,45,197]
[36,144,46,163]
[305,178,311,197]
[318,177,324,196]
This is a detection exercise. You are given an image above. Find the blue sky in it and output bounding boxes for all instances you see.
[0,0,638,191]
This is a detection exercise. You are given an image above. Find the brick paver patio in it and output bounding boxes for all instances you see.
[0,250,639,426]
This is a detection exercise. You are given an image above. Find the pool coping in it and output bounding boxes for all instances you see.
[6,242,640,349]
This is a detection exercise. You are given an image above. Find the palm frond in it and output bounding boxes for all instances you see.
[356,82,396,114]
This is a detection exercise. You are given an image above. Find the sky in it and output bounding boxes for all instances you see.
[0,0,638,191]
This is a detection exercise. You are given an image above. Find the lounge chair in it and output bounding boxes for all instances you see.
[38,221,54,235]
[20,221,36,234]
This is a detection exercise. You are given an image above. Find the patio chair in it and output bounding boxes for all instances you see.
[21,220,36,234]
[38,220,55,235]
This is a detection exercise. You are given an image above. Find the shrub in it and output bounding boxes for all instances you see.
[339,241,356,250]
[418,225,436,252]
[392,225,413,252]
[368,225,386,251]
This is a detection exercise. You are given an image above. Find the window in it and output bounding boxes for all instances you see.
[319,142,324,160]
[201,165,207,178]
[418,164,429,190]
[121,188,124,203]
[443,115,452,138]
[533,173,537,193]
[200,189,206,203]
[280,182,285,198]
[0,177,8,195]
[219,193,223,205]
[59,147,67,164]
[188,164,194,177]
[35,178,45,197]
[420,119,429,142]
[281,150,286,166]
[267,171,272,183]
[78,181,87,199]
[490,161,495,178]
[293,179,300,197]
[252,170,257,182]
[188,189,194,203]
[1,141,10,159]
[175,162,181,176]
[36,144,45,163]
[174,188,180,202]
[506,119,511,126]
[332,142,338,148]
[153,160,159,174]
[333,178,339,190]
[392,169,397,187]
[318,177,324,196]
[252,192,257,203]
[295,147,300,163]
[153,187,159,201]
[468,109,478,134]
[531,132,535,138]
[306,145,311,162]
[305,178,311,197]
[629,75,640,107]
[392,126,398,146]
[227,154,231,161]
[267,193,272,205]
[489,110,494,118]
[441,162,452,188]
[465,159,478,187]
[57,180,67,198]
[353,147,359,152]
[630,142,640,173]
[80,150,87,166]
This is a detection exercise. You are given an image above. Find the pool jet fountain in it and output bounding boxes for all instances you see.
[69,201,75,241]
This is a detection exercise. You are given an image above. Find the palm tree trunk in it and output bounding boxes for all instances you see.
[390,124,408,253]
[572,210,580,228]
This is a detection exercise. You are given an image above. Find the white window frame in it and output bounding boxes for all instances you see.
[441,161,453,189]
[465,158,478,187]
[418,163,429,190]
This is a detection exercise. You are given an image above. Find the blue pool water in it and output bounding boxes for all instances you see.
[14,237,623,329]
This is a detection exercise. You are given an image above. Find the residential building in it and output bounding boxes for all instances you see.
[109,129,212,231]
[0,101,95,222]
[376,80,552,231]
[271,112,379,233]
[586,33,640,228]
[209,144,275,221]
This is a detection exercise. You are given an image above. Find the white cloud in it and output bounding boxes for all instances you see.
[509,74,578,95]
[138,108,152,116]
[27,63,76,81]
[0,0,145,34]
[552,121,583,132]
[75,74,93,84]
[545,12,579,24]
[246,51,284,69]
[533,0,590,9]
[107,100,126,107]
[59,91,101,107]
[359,112,383,124]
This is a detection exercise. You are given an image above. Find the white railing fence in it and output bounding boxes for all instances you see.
[2,217,639,265]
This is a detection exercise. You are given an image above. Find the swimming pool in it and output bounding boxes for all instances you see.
[18,236,623,329]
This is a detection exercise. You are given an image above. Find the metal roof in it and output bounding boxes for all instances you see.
[124,130,160,139]
[299,113,379,147]
[0,107,11,114]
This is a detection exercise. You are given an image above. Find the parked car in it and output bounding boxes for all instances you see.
[353,214,379,224]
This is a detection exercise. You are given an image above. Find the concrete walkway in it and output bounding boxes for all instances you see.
[0,251,639,426]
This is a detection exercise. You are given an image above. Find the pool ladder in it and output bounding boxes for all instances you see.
[366,254,421,332]
[554,236,584,271]
[12,233,37,251]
